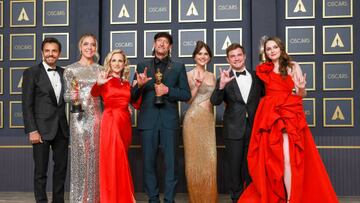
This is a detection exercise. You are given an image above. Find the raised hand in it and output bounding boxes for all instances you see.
[194,70,204,88]
[294,73,306,89]
[219,68,235,89]
[136,67,152,88]
[97,70,112,86]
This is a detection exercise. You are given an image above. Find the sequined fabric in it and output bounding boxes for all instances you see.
[63,62,102,203]
[182,72,218,203]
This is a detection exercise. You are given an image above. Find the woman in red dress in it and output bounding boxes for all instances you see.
[91,49,151,203]
[239,37,338,203]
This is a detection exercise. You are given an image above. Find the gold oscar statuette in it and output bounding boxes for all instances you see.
[154,68,164,105]
[70,78,84,113]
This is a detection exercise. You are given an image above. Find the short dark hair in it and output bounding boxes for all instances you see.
[192,41,212,61]
[226,43,245,57]
[154,32,173,45]
[41,37,62,52]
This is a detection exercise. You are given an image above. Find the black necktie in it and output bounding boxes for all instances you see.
[47,68,57,72]
[235,71,246,77]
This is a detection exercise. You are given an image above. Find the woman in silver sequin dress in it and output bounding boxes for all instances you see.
[183,41,218,202]
[63,33,102,203]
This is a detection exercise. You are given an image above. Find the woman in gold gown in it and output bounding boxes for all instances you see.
[183,41,217,203]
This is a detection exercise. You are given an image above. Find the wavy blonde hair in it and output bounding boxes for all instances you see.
[103,49,130,81]
[78,33,100,62]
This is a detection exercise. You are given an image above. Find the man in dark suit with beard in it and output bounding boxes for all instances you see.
[210,43,264,203]
[131,32,191,203]
[22,37,69,203]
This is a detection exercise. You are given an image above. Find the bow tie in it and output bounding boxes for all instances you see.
[235,71,246,77]
[47,68,58,72]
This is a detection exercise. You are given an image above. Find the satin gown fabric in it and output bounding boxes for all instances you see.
[239,62,338,203]
[183,72,217,203]
[91,78,140,203]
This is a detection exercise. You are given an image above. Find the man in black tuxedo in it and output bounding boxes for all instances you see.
[22,37,69,203]
[132,32,191,203]
[210,43,264,203]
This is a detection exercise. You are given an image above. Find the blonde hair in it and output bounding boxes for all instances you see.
[103,49,130,81]
[78,33,100,62]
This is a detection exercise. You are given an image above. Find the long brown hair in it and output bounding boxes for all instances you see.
[103,49,130,81]
[264,37,293,76]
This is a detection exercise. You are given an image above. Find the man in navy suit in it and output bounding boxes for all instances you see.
[22,38,69,203]
[132,32,191,203]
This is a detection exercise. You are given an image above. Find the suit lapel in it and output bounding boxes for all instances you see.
[163,59,173,83]
[58,66,64,106]
[147,59,156,86]
[39,63,58,105]
[247,71,256,104]
[148,59,155,79]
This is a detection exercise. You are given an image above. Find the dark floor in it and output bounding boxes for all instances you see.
[0,193,359,203]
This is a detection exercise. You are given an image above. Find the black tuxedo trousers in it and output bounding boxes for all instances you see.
[32,128,68,203]
[225,118,252,202]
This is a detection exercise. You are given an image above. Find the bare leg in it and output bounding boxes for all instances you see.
[283,132,291,202]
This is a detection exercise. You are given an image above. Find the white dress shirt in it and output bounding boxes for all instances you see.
[43,62,62,104]
[233,68,252,103]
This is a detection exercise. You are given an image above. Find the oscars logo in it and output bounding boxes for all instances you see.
[222,36,232,50]
[118,4,130,18]
[18,8,30,22]
[332,106,345,120]
[186,2,199,16]
[331,33,345,48]
[293,0,306,13]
